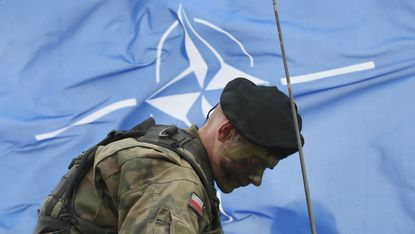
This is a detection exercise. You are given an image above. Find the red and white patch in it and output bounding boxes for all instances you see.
[188,193,204,217]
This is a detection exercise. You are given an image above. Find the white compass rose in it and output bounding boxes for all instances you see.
[147,4,268,126]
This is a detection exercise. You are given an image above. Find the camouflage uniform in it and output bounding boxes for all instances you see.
[37,125,220,233]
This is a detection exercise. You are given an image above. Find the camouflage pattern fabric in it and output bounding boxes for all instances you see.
[71,125,217,233]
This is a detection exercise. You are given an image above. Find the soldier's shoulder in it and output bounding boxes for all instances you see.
[95,138,187,168]
[94,137,206,186]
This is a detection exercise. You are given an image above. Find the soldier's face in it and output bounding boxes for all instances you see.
[214,134,280,193]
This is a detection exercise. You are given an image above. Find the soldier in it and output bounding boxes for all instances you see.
[34,77,304,233]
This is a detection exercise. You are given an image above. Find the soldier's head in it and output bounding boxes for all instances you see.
[198,78,304,193]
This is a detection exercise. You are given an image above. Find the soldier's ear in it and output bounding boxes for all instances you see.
[217,120,234,143]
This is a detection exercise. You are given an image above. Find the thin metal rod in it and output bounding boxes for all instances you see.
[271,1,317,233]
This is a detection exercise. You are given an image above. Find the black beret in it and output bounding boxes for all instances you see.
[220,77,304,159]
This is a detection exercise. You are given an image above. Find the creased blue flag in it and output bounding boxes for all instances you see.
[0,0,414,233]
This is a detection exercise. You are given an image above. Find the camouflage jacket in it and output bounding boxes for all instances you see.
[70,125,221,233]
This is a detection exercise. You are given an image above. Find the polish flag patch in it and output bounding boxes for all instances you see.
[188,193,204,217]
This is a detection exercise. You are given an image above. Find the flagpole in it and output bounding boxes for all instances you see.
[271,0,317,233]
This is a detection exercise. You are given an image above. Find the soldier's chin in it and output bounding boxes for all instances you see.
[218,183,236,194]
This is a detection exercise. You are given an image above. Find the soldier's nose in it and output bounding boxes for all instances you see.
[248,175,262,186]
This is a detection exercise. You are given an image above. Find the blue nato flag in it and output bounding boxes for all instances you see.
[0,0,414,233]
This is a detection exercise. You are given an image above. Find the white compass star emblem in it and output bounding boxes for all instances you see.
[147,4,268,126]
